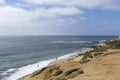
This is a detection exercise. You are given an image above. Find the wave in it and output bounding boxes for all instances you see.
[50,41,92,44]
[3,48,92,80]
[0,68,16,76]
[99,40,106,43]
[3,59,55,80]
[57,48,92,61]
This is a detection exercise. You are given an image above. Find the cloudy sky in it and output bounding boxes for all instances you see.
[0,0,120,35]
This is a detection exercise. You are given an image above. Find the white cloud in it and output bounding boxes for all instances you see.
[0,5,81,35]
[0,0,119,35]
[23,0,120,10]
[0,6,36,27]
[47,7,83,15]
[0,0,4,3]
[0,6,82,27]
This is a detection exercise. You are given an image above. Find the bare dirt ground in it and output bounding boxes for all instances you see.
[20,49,120,80]
[69,50,120,80]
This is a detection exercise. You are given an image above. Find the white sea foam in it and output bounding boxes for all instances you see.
[57,48,92,61]
[0,68,16,76]
[50,41,92,44]
[4,59,55,80]
[3,48,92,80]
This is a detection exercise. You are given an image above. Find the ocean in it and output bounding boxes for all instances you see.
[0,36,117,80]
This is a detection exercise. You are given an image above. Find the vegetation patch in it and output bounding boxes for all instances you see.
[81,40,120,63]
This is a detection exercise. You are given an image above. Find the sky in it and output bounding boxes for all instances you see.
[0,0,120,35]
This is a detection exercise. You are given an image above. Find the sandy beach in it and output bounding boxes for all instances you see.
[19,39,120,80]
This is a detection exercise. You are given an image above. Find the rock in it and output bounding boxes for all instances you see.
[50,77,66,80]
[43,66,63,80]
[64,68,84,79]
[52,70,63,76]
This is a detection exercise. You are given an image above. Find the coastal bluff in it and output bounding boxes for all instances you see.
[20,39,120,80]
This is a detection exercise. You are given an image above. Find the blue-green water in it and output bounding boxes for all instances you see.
[0,36,117,80]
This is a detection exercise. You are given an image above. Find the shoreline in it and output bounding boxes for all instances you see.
[19,56,84,80]
[5,48,92,80]
[17,47,95,80]
[18,48,92,80]
[18,55,84,80]
[18,40,108,80]
[19,38,120,80]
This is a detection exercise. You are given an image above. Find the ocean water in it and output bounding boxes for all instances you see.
[0,36,117,80]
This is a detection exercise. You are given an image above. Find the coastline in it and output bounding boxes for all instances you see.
[19,38,120,80]
[17,43,98,80]
[18,56,84,80]
[18,48,92,80]
[5,48,92,80]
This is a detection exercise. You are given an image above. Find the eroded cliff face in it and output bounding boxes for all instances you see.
[37,62,83,80]
[21,61,84,80]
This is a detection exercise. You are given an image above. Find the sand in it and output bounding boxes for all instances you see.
[72,55,83,62]
[19,61,82,80]
[69,51,120,80]
[20,49,120,80]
